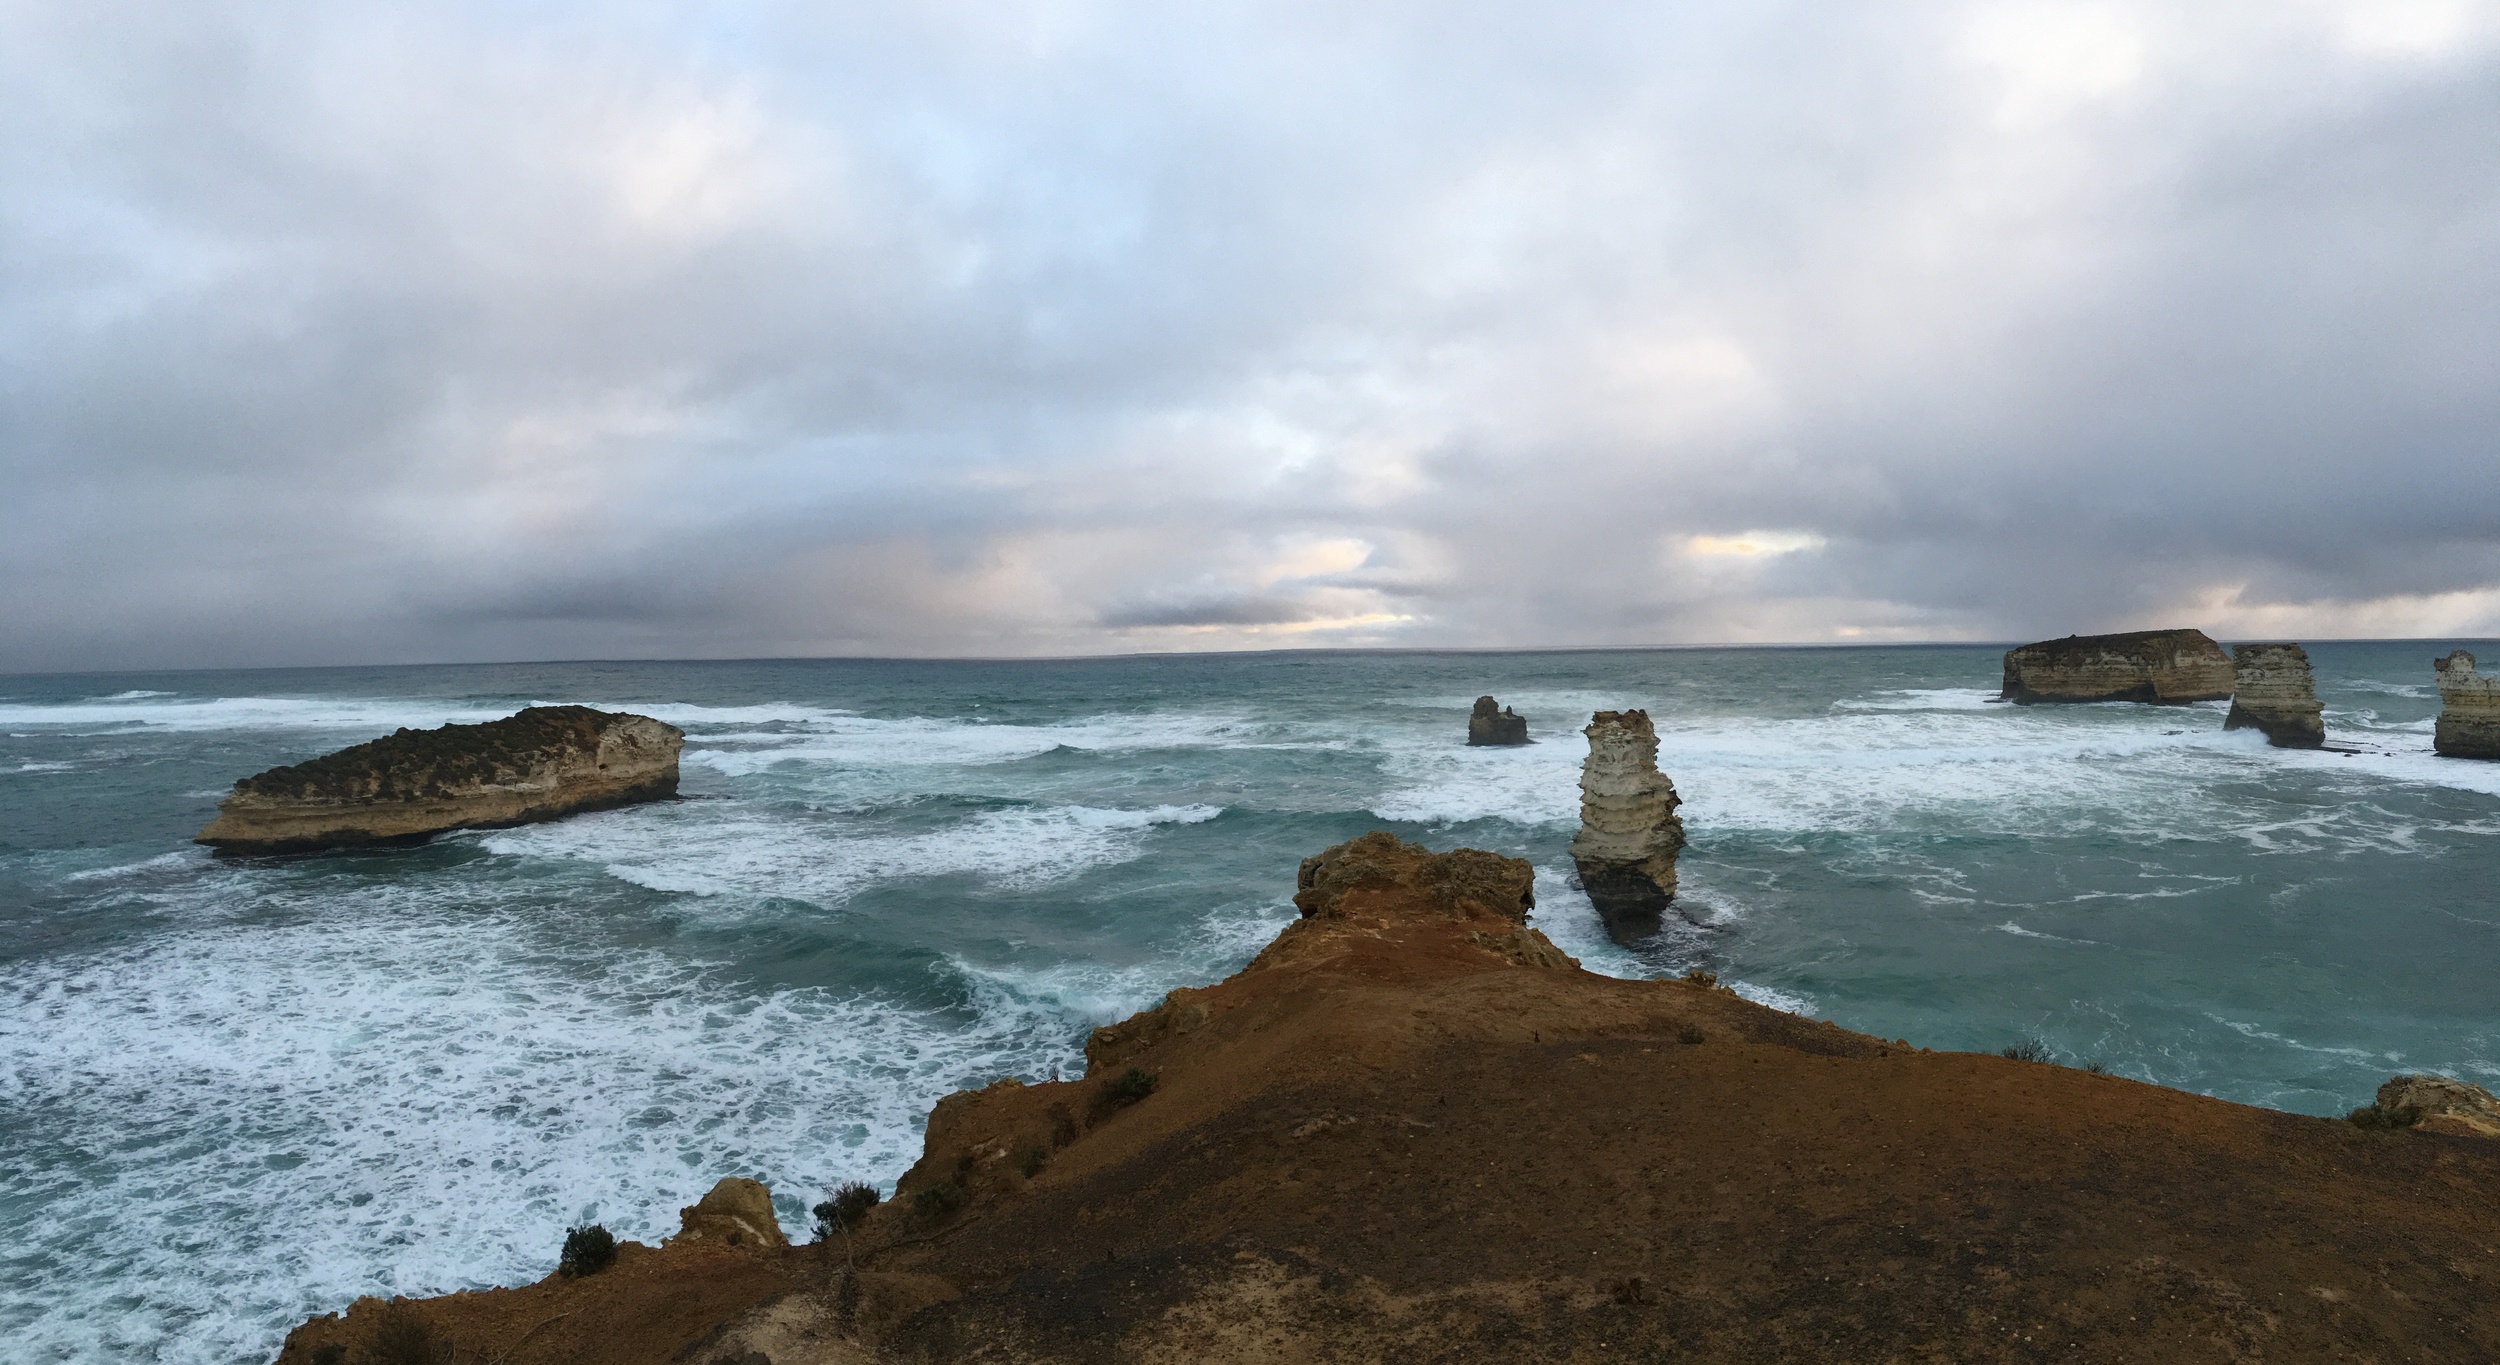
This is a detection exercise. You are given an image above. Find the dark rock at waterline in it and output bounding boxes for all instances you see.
[1466,696,1529,746]
[195,705,683,854]
[1999,629,2233,705]
[2433,651,2500,759]
[2222,642,2325,748]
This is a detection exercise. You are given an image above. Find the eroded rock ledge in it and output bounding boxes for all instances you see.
[1999,628,2234,704]
[281,833,2500,1365]
[197,705,683,854]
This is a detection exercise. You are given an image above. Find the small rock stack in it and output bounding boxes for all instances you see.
[1467,696,1530,745]
[2433,651,2500,760]
[2222,643,2325,748]
[1569,710,1687,940]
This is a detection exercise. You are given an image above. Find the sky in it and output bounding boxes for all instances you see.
[3,0,2496,671]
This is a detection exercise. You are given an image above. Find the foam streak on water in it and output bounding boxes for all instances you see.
[1,644,2495,1361]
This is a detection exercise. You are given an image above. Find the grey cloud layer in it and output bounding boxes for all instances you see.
[4,0,2495,670]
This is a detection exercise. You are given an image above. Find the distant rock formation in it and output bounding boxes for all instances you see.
[1999,629,2234,705]
[2222,643,2325,748]
[1467,696,1529,746]
[2376,1074,2500,1139]
[1569,710,1687,940]
[671,1177,790,1250]
[195,705,683,854]
[2432,651,2500,759]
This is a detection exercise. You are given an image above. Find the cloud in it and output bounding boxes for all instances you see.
[2,0,2496,670]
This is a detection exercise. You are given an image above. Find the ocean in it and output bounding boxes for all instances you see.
[4,643,2496,1362]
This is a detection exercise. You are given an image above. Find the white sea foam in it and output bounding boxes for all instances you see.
[13,761,76,773]
[684,710,1274,781]
[476,801,1224,905]
[0,901,1091,1365]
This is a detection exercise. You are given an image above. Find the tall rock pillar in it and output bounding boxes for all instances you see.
[1570,710,1687,940]
[2222,643,2325,748]
[2433,651,2500,759]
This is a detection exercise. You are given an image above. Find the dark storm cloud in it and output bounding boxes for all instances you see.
[3,0,2495,670]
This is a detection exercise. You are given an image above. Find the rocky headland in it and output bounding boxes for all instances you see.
[1466,695,1529,745]
[2433,650,2500,759]
[196,705,683,854]
[1568,709,1687,939]
[277,833,2500,1364]
[2222,642,2326,747]
[1998,628,2234,705]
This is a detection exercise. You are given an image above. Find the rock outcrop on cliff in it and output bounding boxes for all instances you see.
[1569,709,1687,939]
[2433,650,2500,759]
[1466,695,1529,745]
[2223,642,2326,747]
[286,831,2500,1365]
[196,705,683,854]
[671,1177,790,1250]
[1999,628,2234,704]
[2376,1073,2500,1139]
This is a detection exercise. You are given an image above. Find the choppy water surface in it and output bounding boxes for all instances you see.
[3,645,2496,1361]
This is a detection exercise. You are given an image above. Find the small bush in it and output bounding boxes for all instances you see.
[558,1223,617,1278]
[1676,1026,1707,1045]
[1105,1067,1157,1106]
[812,1181,882,1242]
[912,1181,966,1221]
[1048,1104,1079,1148]
[1017,1145,1048,1178]
[2000,1039,2050,1064]
[368,1302,446,1365]
[2084,1058,2110,1076]
[2348,1102,2420,1130]
[310,1346,346,1365]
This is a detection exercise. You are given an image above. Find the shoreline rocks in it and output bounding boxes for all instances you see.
[1466,695,1529,745]
[195,705,683,854]
[1569,710,1687,940]
[1999,629,2233,705]
[669,1178,789,1251]
[2432,651,2500,759]
[2222,642,2325,747]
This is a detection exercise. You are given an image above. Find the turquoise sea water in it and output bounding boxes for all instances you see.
[4,644,2497,1362]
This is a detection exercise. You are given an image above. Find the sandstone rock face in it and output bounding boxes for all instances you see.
[195,705,683,853]
[1569,710,1687,940]
[672,1177,789,1250]
[1999,629,2234,705]
[2377,1074,2500,1139]
[1467,695,1529,745]
[2222,642,2325,748]
[2432,651,2500,759]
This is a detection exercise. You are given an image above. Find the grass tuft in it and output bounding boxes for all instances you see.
[2347,1102,2420,1131]
[1999,1039,2050,1064]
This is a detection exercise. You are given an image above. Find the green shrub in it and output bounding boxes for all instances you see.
[368,1302,446,1365]
[812,1181,881,1242]
[911,1181,966,1221]
[1676,1025,1706,1045]
[1999,1039,2049,1064]
[1102,1067,1158,1108]
[2347,1102,2420,1130]
[1017,1145,1048,1178]
[1048,1104,1079,1148]
[558,1223,617,1277]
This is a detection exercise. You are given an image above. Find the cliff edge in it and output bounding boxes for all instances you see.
[277,834,2500,1364]
[198,705,683,854]
[2433,650,2500,759]
[1999,628,2233,704]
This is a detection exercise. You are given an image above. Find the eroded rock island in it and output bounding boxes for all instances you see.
[1999,628,2234,704]
[1569,709,1687,939]
[276,832,2500,1364]
[2433,650,2500,759]
[196,705,683,854]
[2222,642,2326,747]
[1466,695,1529,745]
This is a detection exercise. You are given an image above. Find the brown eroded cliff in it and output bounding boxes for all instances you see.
[198,705,683,854]
[1999,629,2234,705]
[2433,650,2500,760]
[2222,642,2327,747]
[277,834,2500,1364]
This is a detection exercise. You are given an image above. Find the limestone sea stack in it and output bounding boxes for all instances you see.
[2221,642,2326,747]
[2432,650,2500,759]
[195,705,684,854]
[1569,710,1687,939]
[1998,628,2234,705]
[1466,695,1529,745]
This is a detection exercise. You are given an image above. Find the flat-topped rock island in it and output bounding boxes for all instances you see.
[1999,628,2235,704]
[196,705,684,854]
